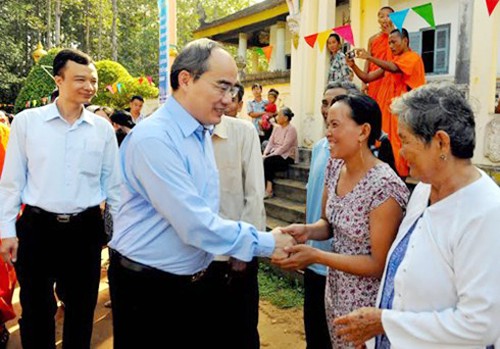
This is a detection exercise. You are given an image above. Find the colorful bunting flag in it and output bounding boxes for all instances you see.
[112,83,118,93]
[412,3,435,28]
[32,100,37,107]
[106,85,115,94]
[304,33,318,48]
[146,76,153,85]
[117,82,123,93]
[317,29,332,52]
[262,45,273,63]
[255,47,264,56]
[486,0,500,15]
[138,77,144,85]
[389,8,410,31]
[333,24,355,46]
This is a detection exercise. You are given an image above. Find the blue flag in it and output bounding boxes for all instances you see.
[389,8,410,31]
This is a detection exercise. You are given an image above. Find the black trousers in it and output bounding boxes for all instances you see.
[304,269,331,349]
[204,258,260,349]
[108,252,219,349]
[264,155,294,183]
[14,205,104,349]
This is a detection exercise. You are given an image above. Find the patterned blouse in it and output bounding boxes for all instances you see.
[323,159,409,348]
[327,51,351,83]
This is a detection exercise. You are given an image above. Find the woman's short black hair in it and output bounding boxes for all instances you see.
[331,94,382,146]
[280,107,294,121]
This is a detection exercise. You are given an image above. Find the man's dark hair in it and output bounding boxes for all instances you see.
[390,28,410,44]
[130,95,144,103]
[234,82,244,103]
[251,83,263,90]
[53,48,93,77]
[331,94,382,147]
[170,38,223,91]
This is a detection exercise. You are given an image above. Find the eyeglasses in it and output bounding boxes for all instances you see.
[198,75,239,98]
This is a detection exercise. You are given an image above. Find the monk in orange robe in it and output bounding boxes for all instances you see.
[364,6,394,99]
[348,28,425,177]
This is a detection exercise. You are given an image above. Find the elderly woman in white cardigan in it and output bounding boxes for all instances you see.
[334,83,500,349]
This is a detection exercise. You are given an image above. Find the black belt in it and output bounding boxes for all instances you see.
[24,205,100,224]
[113,250,206,283]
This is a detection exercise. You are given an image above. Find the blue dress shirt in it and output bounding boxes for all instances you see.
[305,137,333,276]
[109,96,275,275]
[0,102,121,239]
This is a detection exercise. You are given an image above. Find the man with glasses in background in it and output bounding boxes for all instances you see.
[108,38,295,349]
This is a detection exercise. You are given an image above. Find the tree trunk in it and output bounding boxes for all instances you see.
[84,0,90,53]
[98,0,103,59]
[111,0,118,60]
[55,0,61,46]
[46,0,52,49]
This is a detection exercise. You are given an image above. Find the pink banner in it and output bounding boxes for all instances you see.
[333,24,355,46]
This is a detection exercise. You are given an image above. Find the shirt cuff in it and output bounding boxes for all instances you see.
[254,231,275,257]
[0,221,17,239]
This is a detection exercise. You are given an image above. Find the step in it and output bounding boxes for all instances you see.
[273,178,306,203]
[275,163,310,182]
[264,197,306,224]
[298,147,312,165]
[266,216,290,231]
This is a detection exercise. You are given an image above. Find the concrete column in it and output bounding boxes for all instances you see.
[269,24,278,71]
[238,33,247,60]
[468,0,500,166]
[251,50,260,73]
[275,21,287,71]
[455,0,474,84]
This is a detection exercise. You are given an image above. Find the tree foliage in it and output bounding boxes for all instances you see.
[1,0,260,107]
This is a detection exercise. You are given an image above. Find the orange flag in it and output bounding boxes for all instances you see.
[262,45,273,63]
[304,33,318,48]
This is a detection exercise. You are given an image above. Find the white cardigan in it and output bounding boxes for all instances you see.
[369,170,500,349]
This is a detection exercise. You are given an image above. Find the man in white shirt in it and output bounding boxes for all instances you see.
[126,95,145,124]
[0,48,120,349]
[209,82,266,348]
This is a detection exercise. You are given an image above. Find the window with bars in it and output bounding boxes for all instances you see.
[408,24,450,75]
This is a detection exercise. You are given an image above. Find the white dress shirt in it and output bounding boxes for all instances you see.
[369,170,500,348]
[0,102,121,239]
[212,116,266,261]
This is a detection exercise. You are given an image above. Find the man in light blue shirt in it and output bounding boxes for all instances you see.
[304,81,358,349]
[0,48,120,349]
[108,38,294,349]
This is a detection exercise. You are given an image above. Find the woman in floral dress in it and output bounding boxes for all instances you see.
[274,94,409,348]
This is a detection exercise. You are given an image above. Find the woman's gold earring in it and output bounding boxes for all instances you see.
[439,154,447,160]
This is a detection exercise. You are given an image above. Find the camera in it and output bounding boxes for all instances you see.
[346,50,356,59]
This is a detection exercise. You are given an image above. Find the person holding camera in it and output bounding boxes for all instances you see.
[327,33,352,83]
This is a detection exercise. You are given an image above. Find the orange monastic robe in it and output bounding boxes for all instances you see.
[376,50,425,177]
[367,33,393,100]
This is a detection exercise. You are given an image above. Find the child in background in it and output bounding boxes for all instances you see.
[260,89,279,136]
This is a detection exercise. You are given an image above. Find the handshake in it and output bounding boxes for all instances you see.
[270,224,316,270]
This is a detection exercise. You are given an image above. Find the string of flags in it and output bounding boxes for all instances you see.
[389,3,435,31]
[105,76,154,95]
[0,103,14,109]
[304,24,354,51]
[254,45,273,63]
[24,96,50,109]
[486,0,499,15]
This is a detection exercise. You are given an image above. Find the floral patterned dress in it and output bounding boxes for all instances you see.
[324,159,409,348]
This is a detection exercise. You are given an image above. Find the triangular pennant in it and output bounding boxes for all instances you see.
[486,0,500,15]
[117,82,122,93]
[389,8,410,31]
[317,29,332,52]
[255,47,264,56]
[262,45,273,63]
[146,76,153,85]
[138,77,144,85]
[106,85,115,94]
[333,24,355,46]
[412,3,435,28]
[304,33,318,48]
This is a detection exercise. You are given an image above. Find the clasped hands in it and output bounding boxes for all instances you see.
[270,224,318,270]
